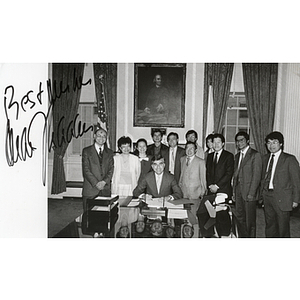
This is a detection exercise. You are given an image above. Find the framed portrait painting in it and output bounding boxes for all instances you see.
[134,63,186,127]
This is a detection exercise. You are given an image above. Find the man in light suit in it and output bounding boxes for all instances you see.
[261,131,300,237]
[132,155,183,200]
[179,142,207,234]
[206,133,234,199]
[232,132,262,238]
[163,132,185,183]
[82,128,114,211]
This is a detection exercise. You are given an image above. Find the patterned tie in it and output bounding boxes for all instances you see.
[264,154,275,190]
[186,157,190,166]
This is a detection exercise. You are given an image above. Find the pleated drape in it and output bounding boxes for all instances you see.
[242,63,278,154]
[51,63,85,194]
[202,63,234,144]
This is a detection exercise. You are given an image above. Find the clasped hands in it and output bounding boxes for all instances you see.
[209,184,219,194]
[96,181,106,190]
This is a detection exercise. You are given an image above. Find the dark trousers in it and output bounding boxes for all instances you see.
[235,184,257,238]
[263,190,290,238]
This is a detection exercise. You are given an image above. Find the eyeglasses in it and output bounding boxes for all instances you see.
[236,138,246,143]
[266,140,280,145]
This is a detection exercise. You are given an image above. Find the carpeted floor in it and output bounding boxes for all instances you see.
[48,198,300,238]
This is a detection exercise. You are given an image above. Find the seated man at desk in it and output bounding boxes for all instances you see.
[132,155,183,200]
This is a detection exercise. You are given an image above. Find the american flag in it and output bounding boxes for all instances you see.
[96,75,110,147]
[97,75,108,132]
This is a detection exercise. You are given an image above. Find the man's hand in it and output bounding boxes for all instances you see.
[292,202,298,209]
[96,181,106,190]
[165,195,174,202]
[156,104,164,112]
[247,195,254,201]
[209,184,218,194]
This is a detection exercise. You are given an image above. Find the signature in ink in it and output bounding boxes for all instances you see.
[4,67,93,186]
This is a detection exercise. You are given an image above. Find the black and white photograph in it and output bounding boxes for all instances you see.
[1,3,300,300]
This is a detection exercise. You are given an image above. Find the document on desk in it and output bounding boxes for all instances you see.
[146,198,184,209]
[168,209,188,219]
[127,200,140,207]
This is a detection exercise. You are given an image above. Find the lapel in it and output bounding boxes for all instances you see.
[217,150,225,166]
[273,152,285,181]
[92,145,100,165]
[240,148,251,168]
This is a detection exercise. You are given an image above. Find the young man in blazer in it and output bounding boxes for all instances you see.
[132,155,183,200]
[163,132,185,183]
[232,131,262,237]
[206,133,234,199]
[82,128,114,212]
[261,131,300,237]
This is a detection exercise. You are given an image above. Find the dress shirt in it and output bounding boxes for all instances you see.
[267,149,282,189]
[214,148,223,163]
[155,173,163,193]
[186,155,195,165]
[169,146,177,174]
[94,143,104,154]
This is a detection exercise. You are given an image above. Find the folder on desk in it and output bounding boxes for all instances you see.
[92,195,119,206]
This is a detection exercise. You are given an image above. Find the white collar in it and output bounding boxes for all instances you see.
[240,146,250,155]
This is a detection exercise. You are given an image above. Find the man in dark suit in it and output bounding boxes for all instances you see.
[82,128,114,211]
[206,133,234,199]
[232,131,262,237]
[146,128,168,157]
[163,132,185,183]
[261,131,300,237]
[132,155,183,200]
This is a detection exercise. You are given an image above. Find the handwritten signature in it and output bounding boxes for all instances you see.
[4,68,93,186]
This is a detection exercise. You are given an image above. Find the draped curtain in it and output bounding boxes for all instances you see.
[203,63,234,144]
[93,63,118,151]
[51,63,85,194]
[242,63,278,155]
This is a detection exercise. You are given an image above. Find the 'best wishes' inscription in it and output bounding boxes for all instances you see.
[4,70,93,186]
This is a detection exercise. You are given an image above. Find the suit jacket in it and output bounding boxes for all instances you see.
[132,171,183,199]
[179,155,207,199]
[146,143,169,157]
[163,146,185,183]
[261,151,300,211]
[82,144,114,197]
[206,149,234,198]
[233,147,262,201]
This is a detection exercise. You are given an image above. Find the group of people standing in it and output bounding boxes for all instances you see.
[82,127,300,238]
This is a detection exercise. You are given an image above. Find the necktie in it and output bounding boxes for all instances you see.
[186,157,190,166]
[99,147,103,165]
[170,148,175,174]
[213,152,218,165]
[264,154,275,190]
